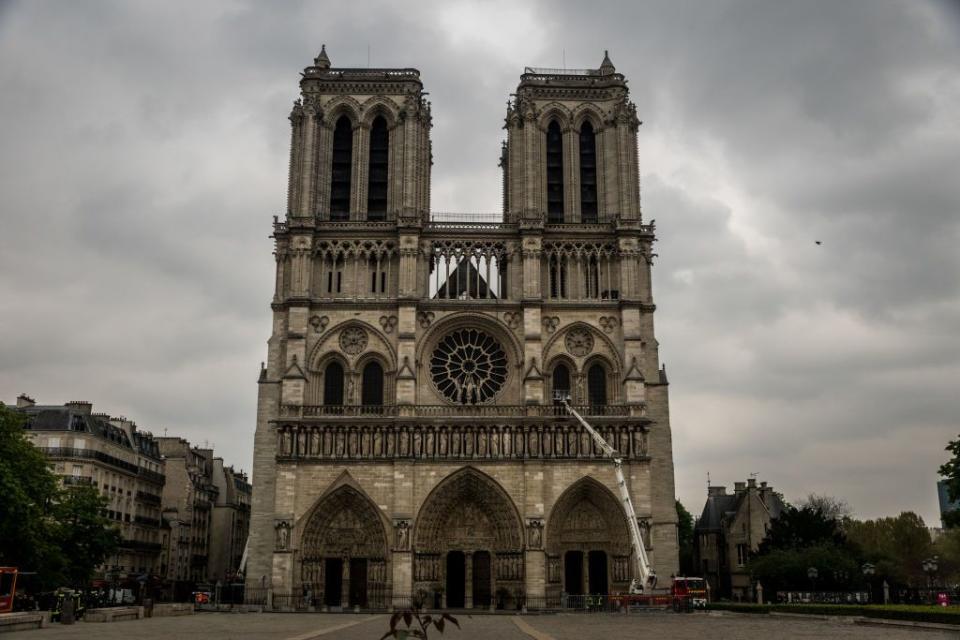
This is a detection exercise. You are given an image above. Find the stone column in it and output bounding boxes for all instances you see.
[341,557,350,608]
[465,552,473,609]
[582,552,590,595]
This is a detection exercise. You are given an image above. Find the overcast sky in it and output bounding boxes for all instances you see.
[1,0,958,525]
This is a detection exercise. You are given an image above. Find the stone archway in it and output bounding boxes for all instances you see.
[413,468,524,609]
[545,477,632,598]
[300,485,389,609]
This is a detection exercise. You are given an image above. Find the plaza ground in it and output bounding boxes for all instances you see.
[2,611,954,640]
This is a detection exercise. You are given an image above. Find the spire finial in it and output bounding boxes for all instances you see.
[314,44,331,69]
[600,49,615,75]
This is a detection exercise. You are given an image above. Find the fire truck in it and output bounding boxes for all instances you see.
[0,568,18,614]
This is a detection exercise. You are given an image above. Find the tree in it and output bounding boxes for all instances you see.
[939,436,960,526]
[0,405,65,586]
[54,484,120,587]
[846,512,932,586]
[799,493,852,521]
[0,404,120,589]
[676,501,695,575]
[750,504,862,593]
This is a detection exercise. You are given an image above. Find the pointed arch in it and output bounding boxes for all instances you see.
[413,466,524,553]
[367,114,389,219]
[579,120,598,223]
[546,119,564,223]
[330,114,353,219]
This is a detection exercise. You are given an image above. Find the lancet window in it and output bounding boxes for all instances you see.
[546,120,564,223]
[330,116,353,219]
[367,116,389,219]
[429,240,509,300]
[579,122,598,223]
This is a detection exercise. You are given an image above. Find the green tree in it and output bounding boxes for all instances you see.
[0,405,65,586]
[0,404,120,589]
[54,484,120,587]
[939,435,960,527]
[846,512,932,586]
[676,500,695,575]
[750,504,862,593]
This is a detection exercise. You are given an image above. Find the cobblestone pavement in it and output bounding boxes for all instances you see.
[3,611,953,640]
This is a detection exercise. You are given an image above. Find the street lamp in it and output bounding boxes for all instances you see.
[922,556,939,588]
[862,563,876,603]
[807,567,818,595]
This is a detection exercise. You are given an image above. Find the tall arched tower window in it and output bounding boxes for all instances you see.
[552,363,571,404]
[330,116,353,220]
[546,120,564,223]
[367,116,389,219]
[579,122,598,223]
[587,363,607,406]
[324,361,345,405]
[361,361,384,406]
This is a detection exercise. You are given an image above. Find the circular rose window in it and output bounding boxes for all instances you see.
[430,328,508,404]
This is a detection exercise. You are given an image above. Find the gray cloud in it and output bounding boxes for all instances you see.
[1,0,958,524]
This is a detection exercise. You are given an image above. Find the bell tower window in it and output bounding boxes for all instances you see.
[330,116,353,220]
[546,120,564,223]
[367,116,389,219]
[579,122,597,223]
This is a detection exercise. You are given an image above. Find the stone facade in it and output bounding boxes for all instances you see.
[14,395,165,582]
[208,458,252,582]
[246,48,678,607]
[693,478,784,601]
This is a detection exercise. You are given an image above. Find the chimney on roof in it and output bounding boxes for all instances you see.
[747,478,757,489]
[16,394,35,408]
[734,481,746,495]
[708,486,726,497]
[66,400,92,415]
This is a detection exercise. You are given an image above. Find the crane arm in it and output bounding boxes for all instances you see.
[563,400,657,592]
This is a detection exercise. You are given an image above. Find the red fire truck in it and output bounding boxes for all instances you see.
[0,568,18,614]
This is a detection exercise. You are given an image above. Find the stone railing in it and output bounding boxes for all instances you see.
[284,404,639,419]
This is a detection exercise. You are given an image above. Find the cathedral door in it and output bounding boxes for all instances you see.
[446,551,465,607]
[472,551,491,608]
[564,551,584,595]
[588,550,608,594]
[349,558,368,607]
[324,558,343,607]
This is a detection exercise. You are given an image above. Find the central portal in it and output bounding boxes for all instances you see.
[446,551,465,607]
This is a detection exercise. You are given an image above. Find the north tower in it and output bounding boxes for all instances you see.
[246,48,678,609]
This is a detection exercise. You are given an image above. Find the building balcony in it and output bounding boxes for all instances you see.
[135,515,161,528]
[136,490,163,505]
[139,468,165,486]
[119,539,162,552]
[60,475,94,486]
[40,447,139,475]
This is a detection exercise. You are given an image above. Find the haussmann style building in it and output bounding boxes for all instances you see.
[246,48,678,609]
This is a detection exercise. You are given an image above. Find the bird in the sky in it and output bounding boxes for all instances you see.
[815,241,822,245]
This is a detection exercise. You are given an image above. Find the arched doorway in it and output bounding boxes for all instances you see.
[546,477,632,599]
[300,485,389,609]
[413,468,524,609]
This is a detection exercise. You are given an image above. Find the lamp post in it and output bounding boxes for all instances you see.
[807,567,818,597]
[862,562,875,603]
[922,556,939,588]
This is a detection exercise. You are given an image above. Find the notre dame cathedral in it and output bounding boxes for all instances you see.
[246,47,678,609]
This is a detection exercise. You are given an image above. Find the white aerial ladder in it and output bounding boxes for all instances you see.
[560,397,657,594]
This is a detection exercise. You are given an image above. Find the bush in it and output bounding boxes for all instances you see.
[706,602,960,626]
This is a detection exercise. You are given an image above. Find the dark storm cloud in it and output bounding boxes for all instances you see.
[1,0,957,523]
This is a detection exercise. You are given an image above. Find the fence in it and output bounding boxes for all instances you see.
[775,591,871,605]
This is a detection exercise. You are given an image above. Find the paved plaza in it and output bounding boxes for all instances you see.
[2,612,953,640]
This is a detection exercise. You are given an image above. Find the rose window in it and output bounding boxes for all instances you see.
[430,328,508,404]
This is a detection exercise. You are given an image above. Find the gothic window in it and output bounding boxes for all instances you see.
[585,256,600,299]
[327,256,344,294]
[361,361,384,406]
[552,363,571,404]
[324,361,345,405]
[587,363,607,406]
[579,122,598,223]
[430,329,508,404]
[549,255,567,299]
[330,116,353,219]
[546,120,564,223]
[367,116,389,219]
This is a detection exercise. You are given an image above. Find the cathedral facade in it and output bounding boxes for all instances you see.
[246,48,678,609]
